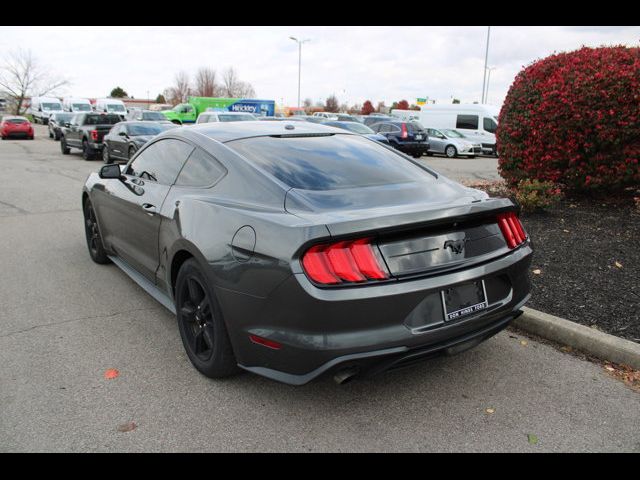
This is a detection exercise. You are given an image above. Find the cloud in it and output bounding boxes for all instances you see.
[1,26,638,107]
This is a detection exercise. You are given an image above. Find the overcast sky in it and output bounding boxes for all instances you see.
[1,26,638,107]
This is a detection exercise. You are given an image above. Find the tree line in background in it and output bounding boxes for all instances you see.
[300,96,421,115]
[162,67,256,106]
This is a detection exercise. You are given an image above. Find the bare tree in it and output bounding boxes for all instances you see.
[194,67,219,97]
[324,95,339,113]
[165,71,191,105]
[0,48,68,115]
[221,67,255,98]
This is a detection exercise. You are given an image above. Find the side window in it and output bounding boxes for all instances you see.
[175,148,227,187]
[376,124,388,133]
[456,114,479,130]
[389,124,401,133]
[127,139,194,185]
[483,117,497,133]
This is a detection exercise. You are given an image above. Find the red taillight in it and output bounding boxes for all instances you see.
[249,334,282,350]
[90,129,98,141]
[498,212,527,249]
[401,123,408,139]
[302,238,389,285]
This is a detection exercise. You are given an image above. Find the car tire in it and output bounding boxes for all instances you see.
[128,146,136,159]
[60,137,70,154]
[82,139,94,161]
[83,198,110,265]
[54,132,60,141]
[28,136,34,140]
[102,145,113,164]
[445,145,458,158]
[412,152,423,158]
[49,129,53,138]
[175,258,240,379]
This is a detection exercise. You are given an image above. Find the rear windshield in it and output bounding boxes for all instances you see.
[6,118,27,124]
[85,114,121,125]
[142,112,166,121]
[332,122,374,134]
[52,113,74,122]
[407,121,425,132]
[128,124,165,136]
[227,134,433,191]
[218,114,256,122]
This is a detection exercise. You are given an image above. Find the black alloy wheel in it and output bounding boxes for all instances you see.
[175,259,239,378]
[83,198,110,264]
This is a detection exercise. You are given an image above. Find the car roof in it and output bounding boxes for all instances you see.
[174,120,353,143]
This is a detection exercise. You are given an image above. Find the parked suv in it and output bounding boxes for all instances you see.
[369,121,430,158]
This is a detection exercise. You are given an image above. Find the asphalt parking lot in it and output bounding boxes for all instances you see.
[1,124,638,452]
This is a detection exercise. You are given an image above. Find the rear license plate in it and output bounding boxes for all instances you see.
[415,134,423,140]
[441,280,488,321]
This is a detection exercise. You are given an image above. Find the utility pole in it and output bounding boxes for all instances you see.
[481,26,491,104]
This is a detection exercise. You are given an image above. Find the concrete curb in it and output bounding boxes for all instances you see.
[513,306,640,370]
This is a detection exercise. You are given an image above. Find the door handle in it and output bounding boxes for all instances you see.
[142,203,156,215]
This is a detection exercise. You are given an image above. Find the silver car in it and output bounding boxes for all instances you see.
[426,128,482,158]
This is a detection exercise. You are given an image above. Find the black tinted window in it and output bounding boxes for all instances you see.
[84,114,121,125]
[456,114,479,130]
[483,117,497,133]
[227,134,433,191]
[142,112,166,121]
[175,148,226,187]
[127,139,194,184]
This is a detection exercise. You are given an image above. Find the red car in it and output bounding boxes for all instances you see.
[1,116,34,140]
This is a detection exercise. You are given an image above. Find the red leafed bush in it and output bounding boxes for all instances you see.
[497,46,640,193]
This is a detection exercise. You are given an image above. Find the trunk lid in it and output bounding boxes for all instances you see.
[286,179,515,277]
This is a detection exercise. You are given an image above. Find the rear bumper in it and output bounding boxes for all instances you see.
[395,142,430,154]
[220,242,533,385]
[3,131,32,138]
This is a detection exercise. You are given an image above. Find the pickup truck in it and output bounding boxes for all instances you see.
[60,113,122,160]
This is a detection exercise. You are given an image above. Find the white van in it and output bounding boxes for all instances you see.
[392,104,499,155]
[30,96,64,124]
[95,98,127,118]
[63,97,93,113]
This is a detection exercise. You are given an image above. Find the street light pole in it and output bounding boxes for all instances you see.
[289,36,310,108]
[481,26,491,103]
[485,67,496,105]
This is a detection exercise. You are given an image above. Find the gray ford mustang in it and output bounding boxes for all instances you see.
[82,121,532,385]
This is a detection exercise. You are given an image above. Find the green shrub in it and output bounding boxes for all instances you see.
[513,179,563,212]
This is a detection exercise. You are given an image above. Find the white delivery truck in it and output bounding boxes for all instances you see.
[30,96,64,124]
[63,97,93,113]
[392,104,500,155]
[95,98,127,118]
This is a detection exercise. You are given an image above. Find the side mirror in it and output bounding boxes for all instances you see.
[64,122,71,127]
[99,164,122,180]
[118,131,128,137]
